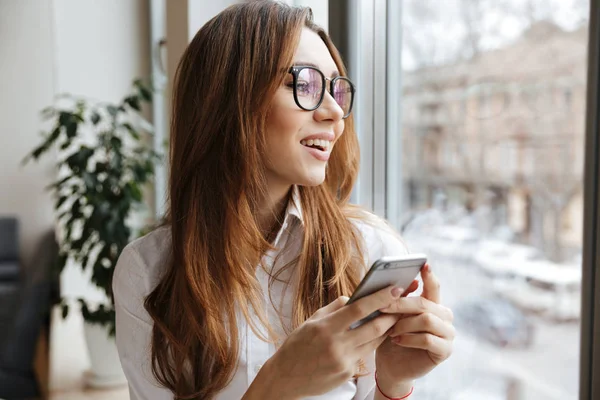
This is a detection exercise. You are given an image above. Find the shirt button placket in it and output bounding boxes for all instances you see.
[247,264,272,385]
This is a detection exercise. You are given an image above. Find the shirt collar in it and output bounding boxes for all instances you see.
[286,185,304,226]
[269,186,304,249]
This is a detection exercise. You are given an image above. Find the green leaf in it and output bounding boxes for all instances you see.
[79,219,96,246]
[55,195,68,209]
[61,303,69,319]
[110,136,122,150]
[128,182,142,202]
[131,164,147,182]
[140,87,152,102]
[78,298,91,320]
[70,198,82,219]
[65,226,75,244]
[76,100,86,114]
[58,112,72,126]
[27,144,48,163]
[71,236,88,252]
[81,253,90,270]
[41,106,56,120]
[91,112,101,125]
[122,123,140,140]
[124,95,141,111]
[65,146,94,172]
[107,105,118,117]
[60,140,71,150]
[65,121,78,138]
[133,79,153,102]
[57,210,70,221]
[82,171,96,191]
[22,126,62,164]
[109,150,123,171]
[94,162,108,174]
[55,252,69,274]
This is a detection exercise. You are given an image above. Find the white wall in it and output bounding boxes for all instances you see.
[0,0,56,273]
[293,0,328,30]
[53,0,150,101]
[51,0,151,303]
[188,0,241,40]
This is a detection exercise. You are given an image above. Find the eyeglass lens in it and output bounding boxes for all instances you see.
[296,67,352,116]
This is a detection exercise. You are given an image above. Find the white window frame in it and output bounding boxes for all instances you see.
[336,0,404,223]
[339,1,600,399]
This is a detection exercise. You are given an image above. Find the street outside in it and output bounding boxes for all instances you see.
[411,254,580,400]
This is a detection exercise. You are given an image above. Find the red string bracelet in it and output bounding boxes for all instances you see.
[374,370,414,399]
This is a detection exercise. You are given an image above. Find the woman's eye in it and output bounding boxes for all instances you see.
[296,81,310,94]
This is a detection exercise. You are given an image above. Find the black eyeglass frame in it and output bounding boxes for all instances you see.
[288,66,356,119]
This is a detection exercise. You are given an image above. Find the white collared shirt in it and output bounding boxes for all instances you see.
[113,187,409,399]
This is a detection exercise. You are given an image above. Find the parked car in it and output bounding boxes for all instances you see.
[472,240,581,320]
[453,296,535,349]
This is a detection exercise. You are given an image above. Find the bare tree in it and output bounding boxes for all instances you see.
[402,0,443,69]
[401,0,588,263]
[459,0,485,60]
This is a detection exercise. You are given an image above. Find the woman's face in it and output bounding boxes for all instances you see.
[263,28,346,193]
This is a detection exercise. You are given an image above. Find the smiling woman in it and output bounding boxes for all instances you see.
[111,1,454,399]
[263,28,354,191]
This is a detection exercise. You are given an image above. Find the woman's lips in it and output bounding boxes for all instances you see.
[302,144,330,161]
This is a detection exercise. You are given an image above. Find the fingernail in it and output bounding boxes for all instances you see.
[391,287,403,298]
[392,336,403,344]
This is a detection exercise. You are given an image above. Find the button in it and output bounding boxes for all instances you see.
[254,364,263,373]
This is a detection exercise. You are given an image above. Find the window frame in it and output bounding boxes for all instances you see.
[580,1,600,398]
[332,0,599,398]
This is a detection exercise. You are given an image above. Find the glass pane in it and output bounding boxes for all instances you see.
[396,1,589,399]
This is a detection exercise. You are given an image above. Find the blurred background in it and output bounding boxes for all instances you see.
[0,0,596,399]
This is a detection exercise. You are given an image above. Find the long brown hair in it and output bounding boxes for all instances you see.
[144,2,367,398]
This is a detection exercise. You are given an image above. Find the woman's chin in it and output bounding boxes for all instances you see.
[297,171,327,187]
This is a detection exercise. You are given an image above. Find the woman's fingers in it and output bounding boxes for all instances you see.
[391,333,453,363]
[378,296,454,322]
[387,312,456,340]
[309,296,349,321]
[347,313,400,346]
[328,285,403,331]
[421,264,441,303]
[356,332,389,359]
[402,279,420,296]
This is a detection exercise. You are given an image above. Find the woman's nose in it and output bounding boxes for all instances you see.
[314,90,344,122]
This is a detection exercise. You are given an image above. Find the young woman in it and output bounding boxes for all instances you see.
[113,1,455,399]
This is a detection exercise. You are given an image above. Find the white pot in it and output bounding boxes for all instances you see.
[83,321,127,388]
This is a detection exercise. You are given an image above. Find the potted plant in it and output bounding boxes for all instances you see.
[23,79,160,387]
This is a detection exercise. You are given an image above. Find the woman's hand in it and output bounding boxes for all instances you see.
[375,264,455,395]
[264,285,405,399]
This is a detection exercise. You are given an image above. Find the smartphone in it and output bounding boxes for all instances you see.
[347,253,427,329]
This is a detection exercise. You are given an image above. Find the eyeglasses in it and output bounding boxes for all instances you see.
[288,66,356,119]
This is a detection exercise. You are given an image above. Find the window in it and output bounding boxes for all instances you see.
[396,3,589,398]
[330,0,596,398]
